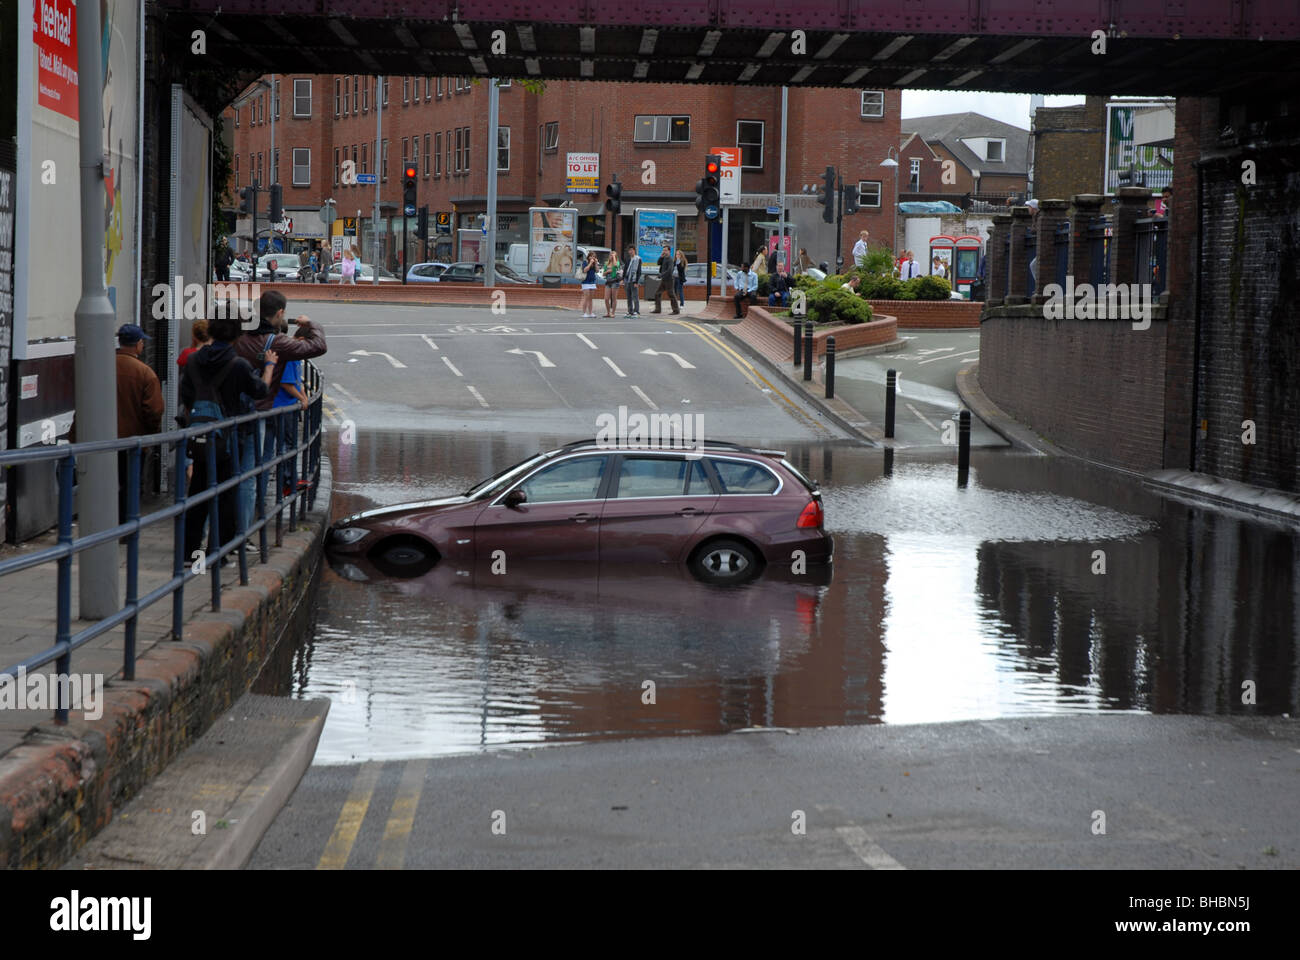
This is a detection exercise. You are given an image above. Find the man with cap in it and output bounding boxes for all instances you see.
[116,324,163,521]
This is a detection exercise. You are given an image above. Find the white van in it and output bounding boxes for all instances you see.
[506,243,613,282]
[505,243,530,275]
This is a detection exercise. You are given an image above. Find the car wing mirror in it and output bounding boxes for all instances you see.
[504,489,527,508]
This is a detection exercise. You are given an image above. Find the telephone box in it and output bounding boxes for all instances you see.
[952,235,984,299]
[928,235,955,281]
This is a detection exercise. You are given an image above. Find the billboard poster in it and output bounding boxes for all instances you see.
[634,208,677,267]
[1104,101,1174,195]
[527,207,577,275]
[565,152,599,193]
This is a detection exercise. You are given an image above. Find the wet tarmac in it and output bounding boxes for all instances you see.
[279,431,1300,763]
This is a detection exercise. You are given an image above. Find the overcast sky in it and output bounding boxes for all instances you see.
[901,91,1086,130]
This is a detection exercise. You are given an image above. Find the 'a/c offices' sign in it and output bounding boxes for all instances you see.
[565,152,599,193]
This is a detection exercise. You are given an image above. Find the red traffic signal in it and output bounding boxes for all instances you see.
[404,165,418,181]
[705,159,720,174]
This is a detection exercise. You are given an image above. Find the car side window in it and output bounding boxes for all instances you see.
[516,456,607,503]
[612,457,692,499]
[709,458,778,495]
[685,460,713,494]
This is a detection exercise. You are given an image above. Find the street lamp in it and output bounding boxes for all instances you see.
[879,148,900,260]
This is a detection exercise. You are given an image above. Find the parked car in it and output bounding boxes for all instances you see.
[438,261,486,282]
[327,440,832,585]
[255,253,302,282]
[407,262,450,282]
[325,262,401,283]
[492,261,536,284]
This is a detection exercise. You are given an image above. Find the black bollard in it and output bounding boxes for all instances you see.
[883,445,894,478]
[885,369,897,438]
[825,336,836,399]
[803,323,814,381]
[793,319,803,367]
[957,409,971,487]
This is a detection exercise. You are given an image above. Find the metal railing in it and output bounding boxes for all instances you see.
[1023,228,1037,298]
[0,361,324,722]
[1087,216,1112,288]
[1053,221,1071,292]
[1135,216,1168,296]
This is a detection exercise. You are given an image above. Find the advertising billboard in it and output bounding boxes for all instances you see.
[1104,100,1174,195]
[565,152,599,193]
[527,207,577,275]
[634,208,677,268]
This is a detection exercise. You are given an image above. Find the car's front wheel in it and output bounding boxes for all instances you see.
[690,539,760,584]
[371,538,437,577]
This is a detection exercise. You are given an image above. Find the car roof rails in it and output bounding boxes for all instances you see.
[554,438,787,457]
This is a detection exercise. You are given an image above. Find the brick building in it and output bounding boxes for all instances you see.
[1030,96,1108,208]
[225,77,901,271]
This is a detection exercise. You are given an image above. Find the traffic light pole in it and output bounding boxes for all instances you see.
[251,179,259,257]
[402,212,408,284]
[835,173,845,272]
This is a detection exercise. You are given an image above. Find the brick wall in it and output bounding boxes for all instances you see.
[872,299,982,328]
[1032,96,1107,207]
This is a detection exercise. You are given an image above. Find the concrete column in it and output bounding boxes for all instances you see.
[987,213,1012,307]
[1112,186,1153,287]
[1004,206,1034,305]
[1066,193,1106,288]
[1031,198,1071,305]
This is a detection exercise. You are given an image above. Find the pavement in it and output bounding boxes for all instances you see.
[249,714,1300,869]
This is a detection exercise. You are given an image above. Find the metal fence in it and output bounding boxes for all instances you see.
[1087,216,1113,288]
[1053,221,1071,292]
[0,361,323,722]
[1135,216,1168,296]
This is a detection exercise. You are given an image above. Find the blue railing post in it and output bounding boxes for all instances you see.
[172,438,188,640]
[208,434,222,611]
[124,445,140,681]
[258,414,273,563]
[55,455,75,725]
[237,421,251,586]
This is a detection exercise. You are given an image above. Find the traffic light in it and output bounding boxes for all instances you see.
[416,206,429,241]
[696,155,721,219]
[239,186,252,214]
[819,166,836,224]
[268,183,283,222]
[403,165,418,212]
[605,178,622,214]
[842,183,860,216]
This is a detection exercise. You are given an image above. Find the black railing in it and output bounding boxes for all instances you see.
[1024,228,1037,298]
[1135,216,1168,297]
[1087,216,1112,288]
[1053,221,1071,292]
[0,361,323,722]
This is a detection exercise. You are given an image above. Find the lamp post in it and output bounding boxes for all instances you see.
[880,147,900,260]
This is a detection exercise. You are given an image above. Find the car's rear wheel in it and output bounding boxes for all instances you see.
[690,538,760,584]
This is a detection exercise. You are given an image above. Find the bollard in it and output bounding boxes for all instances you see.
[825,336,836,399]
[803,323,814,381]
[883,445,894,478]
[793,319,803,367]
[885,369,897,438]
[957,408,971,487]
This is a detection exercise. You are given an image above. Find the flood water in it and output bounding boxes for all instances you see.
[284,431,1300,763]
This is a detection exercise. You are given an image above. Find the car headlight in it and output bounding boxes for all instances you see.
[331,526,369,545]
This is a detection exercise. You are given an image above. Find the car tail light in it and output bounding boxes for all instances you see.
[796,499,823,529]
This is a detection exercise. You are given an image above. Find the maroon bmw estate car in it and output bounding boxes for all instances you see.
[328,440,832,584]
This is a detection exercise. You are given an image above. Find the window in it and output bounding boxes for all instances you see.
[860,90,885,118]
[516,457,608,504]
[352,76,359,115]
[334,148,340,186]
[612,457,703,499]
[436,77,443,98]
[293,78,311,118]
[461,126,470,172]
[401,137,408,170]
[234,107,239,128]
[434,132,442,176]
[273,79,281,120]
[424,77,431,100]
[272,147,279,184]
[909,157,921,191]
[343,77,350,116]
[382,139,389,182]
[455,77,463,92]
[454,129,461,173]
[351,144,357,171]
[856,180,883,208]
[423,133,431,177]
[292,148,310,186]
[403,77,409,103]
[362,78,369,113]
[334,79,341,117]
[710,459,778,495]
[464,77,472,91]
[634,115,690,143]
[497,126,510,172]
[360,142,367,175]
[382,77,389,106]
[737,120,764,169]
[986,140,1005,162]
[543,121,559,151]
[498,78,511,88]
[445,130,451,178]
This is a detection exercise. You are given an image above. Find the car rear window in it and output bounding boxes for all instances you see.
[709,458,779,495]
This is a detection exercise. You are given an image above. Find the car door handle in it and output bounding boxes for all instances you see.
[570,512,595,522]
[675,507,699,516]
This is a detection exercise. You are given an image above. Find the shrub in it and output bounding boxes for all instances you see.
[856,243,897,277]
[756,275,771,297]
[903,275,952,300]
[860,274,904,300]
[791,274,821,293]
[804,286,873,326]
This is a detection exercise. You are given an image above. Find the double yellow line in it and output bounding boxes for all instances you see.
[317,758,430,869]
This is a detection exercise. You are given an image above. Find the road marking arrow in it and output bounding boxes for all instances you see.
[640,348,696,369]
[506,347,555,368]
[485,325,530,333]
[348,349,407,369]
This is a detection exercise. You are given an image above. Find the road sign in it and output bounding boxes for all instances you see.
[319,203,336,228]
[711,147,741,205]
[404,203,416,217]
[766,206,781,214]
[704,204,720,220]
[435,211,452,234]
[357,173,377,184]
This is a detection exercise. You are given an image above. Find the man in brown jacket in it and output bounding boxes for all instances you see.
[116,323,163,521]
[234,290,328,533]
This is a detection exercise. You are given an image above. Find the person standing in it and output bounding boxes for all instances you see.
[750,250,767,276]
[340,247,357,284]
[652,244,680,314]
[116,324,163,521]
[579,251,599,317]
[601,252,621,318]
[852,230,870,266]
[766,246,778,276]
[901,250,922,280]
[796,247,813,274]
[674,250,688,305]
[215,238,233,282]
[623,246,642,317]
[178,320,211,369]
[733,263,758,318]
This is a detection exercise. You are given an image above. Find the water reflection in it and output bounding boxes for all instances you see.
[282,431,1300,763]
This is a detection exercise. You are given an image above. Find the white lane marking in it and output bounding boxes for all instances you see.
[576,333,598,350]
[640,347,696,369]
[442,356,464,378]
[330,382,360,404]
[348,349,407,369]
[916,348,981,366]
[915,347,955,356]
[602,356,627,378]
[420,334,439,352]
[465,385,490,408]
[906,402,940,431]
[629,385,658,410]
[506,347,556,368]
[835,826,905,870]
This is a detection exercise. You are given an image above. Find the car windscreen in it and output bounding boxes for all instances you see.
[463,452,550,499]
